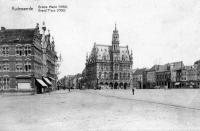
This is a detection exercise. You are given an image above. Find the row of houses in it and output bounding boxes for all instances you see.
[132,60,200,89]
[57,73,84,90]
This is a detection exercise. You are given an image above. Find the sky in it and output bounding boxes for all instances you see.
[1,0,200,78]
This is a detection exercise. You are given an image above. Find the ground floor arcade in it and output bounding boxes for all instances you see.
[86,79,131,89]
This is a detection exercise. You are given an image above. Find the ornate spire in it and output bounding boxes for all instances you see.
[42,21,46,32]
[51,37,55,46]
[112,23,119,44]
[86,52,89,62]
[36,23,39,29]
[52,37,54,42]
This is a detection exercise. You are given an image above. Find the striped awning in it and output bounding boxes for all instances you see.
[36,79,47,87]
[43,77,52,85]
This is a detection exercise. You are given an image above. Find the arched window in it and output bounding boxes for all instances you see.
[3,76,10,89]
[3,61,9,72]
[2,46,9,56]
[16,62,23,72]
[25,61,31,72]
[24,45,31,56]
[123,72,126,79]
[16,45,23,56]
[114,73,118,80]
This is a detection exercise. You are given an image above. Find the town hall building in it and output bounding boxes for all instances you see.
[85,24,133,89]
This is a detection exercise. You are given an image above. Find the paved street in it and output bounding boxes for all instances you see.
[1,89,200,131]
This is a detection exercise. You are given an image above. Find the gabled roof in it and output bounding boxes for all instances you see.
[194,60,200,65]
[0,28,36,43]
[133,68,146,75]
[87,43,131,62]
[148,65,160,72]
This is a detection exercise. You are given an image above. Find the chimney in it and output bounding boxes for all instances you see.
[1,27,6,31]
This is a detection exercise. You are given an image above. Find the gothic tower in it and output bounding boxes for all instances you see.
[111,24,120,84]
[112,24,120,52]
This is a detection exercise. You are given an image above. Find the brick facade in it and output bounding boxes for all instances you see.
[0,23,58,93]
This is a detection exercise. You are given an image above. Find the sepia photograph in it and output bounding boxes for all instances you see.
[0,0,200,130]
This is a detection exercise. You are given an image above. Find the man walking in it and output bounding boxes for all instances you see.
[132,88,135,95]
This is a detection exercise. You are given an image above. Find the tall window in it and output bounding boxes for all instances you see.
[3,62,9,72]
[104,72,107,79]
[103,64,106,69]
[25,61,31,72]
[114,73,118,80]
[99,72,102,79]
[3,77,10,89]
[120,72,122,79]
[110,72,112,79]
[2,47,9,56]
[123,72,126,79]
[0,78,2,90]
[103,55,106,61]
[16,62,23,72]
[128,73,130,79]
[101,64,103,70]
[16,46,23,56]
[25,45,31,56]
[122,55,125,61]
[0,63,2,72]
[115,64,118,70]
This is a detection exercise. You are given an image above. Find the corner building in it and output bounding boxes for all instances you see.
[0,23,58,93]
[85,25,133,89]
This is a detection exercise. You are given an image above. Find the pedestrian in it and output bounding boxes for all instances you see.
[132,88,134,95]
[68,87,70,92]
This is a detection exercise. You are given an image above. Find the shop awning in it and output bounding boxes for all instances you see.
[43,77,52,85]
[175,82,180,85]
[48,76,55,81]
[36,79,47,87]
